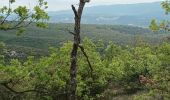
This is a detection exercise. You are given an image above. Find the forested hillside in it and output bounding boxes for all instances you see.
[1,38,170,100]
[0,0,170,100]
[0,23,169,51]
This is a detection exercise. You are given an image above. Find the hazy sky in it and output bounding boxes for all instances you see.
[0,0,164,11]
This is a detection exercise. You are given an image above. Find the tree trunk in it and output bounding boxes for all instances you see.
[69,1,86,100]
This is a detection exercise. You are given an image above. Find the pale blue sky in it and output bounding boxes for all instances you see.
[0,0,163,11]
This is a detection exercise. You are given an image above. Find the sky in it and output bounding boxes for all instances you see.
[0,0,164,11]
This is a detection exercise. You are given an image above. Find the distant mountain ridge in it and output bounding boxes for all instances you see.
[48,2,170,27]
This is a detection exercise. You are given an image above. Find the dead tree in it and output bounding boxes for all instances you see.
[69,0,91,100]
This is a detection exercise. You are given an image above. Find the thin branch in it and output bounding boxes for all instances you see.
[71,5,78,18]
[4,18,34,31]
[2,84,48,94]
[1,82,69,98]
[0,79,12,85]
[1,14,10,25]
[11,17,28,29]
[3,84,19,94]
[78,45,93,76]
[10,20,34,30]
[66,28,76,36]
[3,12,34,30]
[0,0,11,24]
[0,79,49,95]
[69,31,76,36]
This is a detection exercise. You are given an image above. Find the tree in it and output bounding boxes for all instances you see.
[149,19,160,32]
[0,0,49,35]
[0,0,49,99]
[69,0,91,100]
[150,0,170,31]
[0,0,93,99]
[147,1,170,99]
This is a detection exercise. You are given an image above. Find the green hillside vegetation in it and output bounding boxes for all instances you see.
[0,38,170,99]
[1,23,169,63]
[0,0,170,99]
[0,23,169,50]
[0,23,170,100]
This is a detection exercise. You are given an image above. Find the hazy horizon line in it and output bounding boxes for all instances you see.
[47,1,161,12]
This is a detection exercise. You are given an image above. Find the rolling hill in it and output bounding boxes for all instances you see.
[48,2,170,27]
[0,23,169,51]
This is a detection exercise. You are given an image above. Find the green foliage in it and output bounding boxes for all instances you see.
[0,42,5,64]
[149,19,160,32]
[147,1,170,98]
[0,38,169,99]
[0,23,169,55]
[14,6,29,19]
[150,0,170,31]
[0,0,49,34]
[162,0,170,14]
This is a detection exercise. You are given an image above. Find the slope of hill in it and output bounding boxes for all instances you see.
[48,2,170,26]
[0,23,169,52]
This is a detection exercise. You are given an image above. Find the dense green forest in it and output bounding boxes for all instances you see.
[1,24,170,49]
[0,23,169,53]
[0,38,170,99]
[0,23,170,63]
[0,0,170,100]
[0,23,170,99]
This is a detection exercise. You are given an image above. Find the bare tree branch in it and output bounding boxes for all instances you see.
[2,83,49,95]
[70,0,90,99]
[65,28,76,36]
[71,5,78,18]
[78,45,93,76]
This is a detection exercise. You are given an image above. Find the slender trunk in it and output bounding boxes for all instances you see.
[69,1,85,100]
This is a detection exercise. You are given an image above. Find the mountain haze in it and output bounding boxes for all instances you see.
[48,2,169,27]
